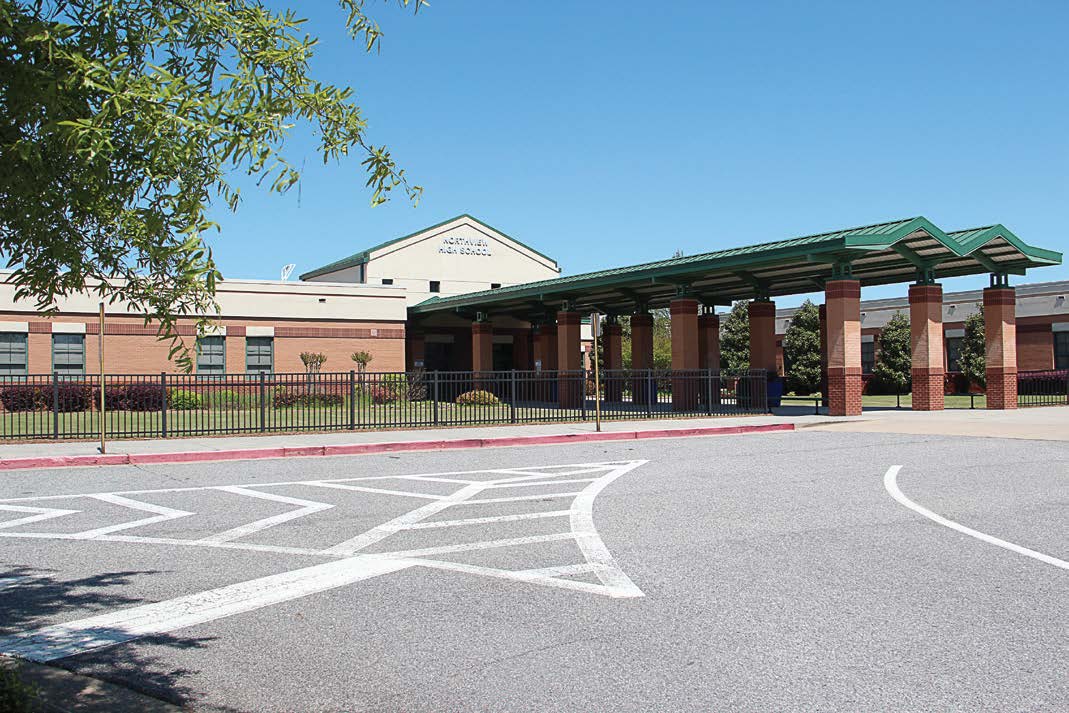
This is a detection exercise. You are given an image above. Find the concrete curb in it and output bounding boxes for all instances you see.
[1,656,182,712]
[0,423,794,471]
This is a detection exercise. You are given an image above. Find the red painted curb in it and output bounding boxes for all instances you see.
[0,423,794,471]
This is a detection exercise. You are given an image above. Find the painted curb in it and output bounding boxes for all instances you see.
[0,423,794,471]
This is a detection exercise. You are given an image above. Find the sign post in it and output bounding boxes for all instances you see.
[98,302,106,454]
[591,312,602,432]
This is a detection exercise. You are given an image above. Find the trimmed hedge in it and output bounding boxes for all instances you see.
[455,390,500,405]
[103,383,165,411]
[168,389,203,410]
[0,384,93,412]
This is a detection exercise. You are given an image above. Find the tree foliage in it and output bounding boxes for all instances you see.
[957,305,986,387]
[783,299,820,394]
[0,0,424,369]
[873,311,911,393]
[720,300,750,370]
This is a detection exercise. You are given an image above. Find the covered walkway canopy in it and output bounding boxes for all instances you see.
[410,217,1059,318]
[406,216,1061,417]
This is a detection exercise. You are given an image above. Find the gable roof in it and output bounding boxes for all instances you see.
[408,217,1061,319]
[299,214,560,281]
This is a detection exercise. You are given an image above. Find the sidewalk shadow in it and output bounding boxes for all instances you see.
[0,564,217,708]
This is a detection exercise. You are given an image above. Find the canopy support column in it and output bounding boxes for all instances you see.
[557,311,582,408]
[825,280,862,416]
[670,298,700,410]
[631,312,654,406]
[748,299,777,375]
[471,319,493,387]
[909,283,945,411]
[984,284,1018,409]
[602,318,623,402]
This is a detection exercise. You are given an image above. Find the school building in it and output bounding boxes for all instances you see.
[0,214,1063,417]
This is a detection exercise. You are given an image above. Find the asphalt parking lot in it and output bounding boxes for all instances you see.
[1,429,1067,712]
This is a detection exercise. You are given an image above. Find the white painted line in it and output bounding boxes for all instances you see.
[0,556,413,662]
[70,495,192,539]
[463,491,583,505]
[406,558,640,598]
[401,510,572,530]
[0,504,80,531]
[371,531,591,559]
[516,563,602,578]
[196,487,334,544]
[0,530,335,558]
[884,465,1069,572]
[305,482,443,500]
[321,483,486,556]
[485,478,598,490]
[570,460,647,596]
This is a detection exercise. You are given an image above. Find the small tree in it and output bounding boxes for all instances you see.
[720,301,751,370]
[351,351,373,374]
[300,352,328,375]
[957,305,986,388]
[873,311,911,394]
[783,300,821,394]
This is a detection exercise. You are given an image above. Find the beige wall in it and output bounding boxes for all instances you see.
[306,216,560,305]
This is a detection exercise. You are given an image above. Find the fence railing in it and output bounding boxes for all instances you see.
[0,369,769,441]
[1017,369,1069,407]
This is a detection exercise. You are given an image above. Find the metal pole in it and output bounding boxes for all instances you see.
[510,369,517,424]
[260,371,267,433]
[591,312,602,432]
[52,371,59,440]
[432,371,440,426]
[348,370,356,430]
[160,372,168,438]
[98,302,106,454]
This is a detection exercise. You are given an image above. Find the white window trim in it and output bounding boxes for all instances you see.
[51,322,87,334]
[945,328,966,338]
[0,321,29,333]
[1052,322,1069,333]
[246,326,274,337]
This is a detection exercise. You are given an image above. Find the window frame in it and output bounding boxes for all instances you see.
[0,332,28,379]
[51,333,86,378]
[860,341,875,375]
[429,280,441,293]
[1054,331,1069,370]
[245,336,274,375]
[945,336,964,372]
[196,335,226,377]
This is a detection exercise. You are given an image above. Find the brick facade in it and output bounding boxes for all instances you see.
[984,287,1017,409]
[825,280,862,416]
[909,284,945,411]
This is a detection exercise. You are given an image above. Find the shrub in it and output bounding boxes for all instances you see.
[297,392,345,407]
[168,388,203,410]
[207,388,248,409]
[56,383,92,412]
[273,386,299,407]
[0,385,46,412]
[364,385,397,404]
[455,389,499,405]
[106,382,166,411]
[0,664,40,713]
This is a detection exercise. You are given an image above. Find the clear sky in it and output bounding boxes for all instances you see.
[209,0,1068,306]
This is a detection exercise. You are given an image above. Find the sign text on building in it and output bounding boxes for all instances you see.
[439,236,492,257]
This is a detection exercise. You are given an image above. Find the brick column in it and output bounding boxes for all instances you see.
[533,324,558,372]
[471,320,493,378]
[909,284,945,411]
[699,311,721,406]
[825,280,862,416]
[557,311,582,408]
[602,320,623,402]
[818,304,828,407]
[630,312,654,406]
[512,330,531,370]
[225,329,245,374]
[406,333,426,370]
[670,298,699,411]
[984,286,1017,409]
[748,300,777,374]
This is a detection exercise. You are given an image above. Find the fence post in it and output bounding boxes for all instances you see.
[510,370,517,424]
[349,370,356,430]
[705,369,713,416]
[160,372,168,438]
[432,371,440,426]
[646,370,654,417]
[259,372,266,433]
[580,368,587,420]
[52,371,59,440]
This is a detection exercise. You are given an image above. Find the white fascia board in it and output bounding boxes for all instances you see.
[51,322,87,334]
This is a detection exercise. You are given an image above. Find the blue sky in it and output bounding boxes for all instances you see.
[210,0,1068,306]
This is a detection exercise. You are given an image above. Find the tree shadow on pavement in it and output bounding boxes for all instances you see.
[0,564,219,708]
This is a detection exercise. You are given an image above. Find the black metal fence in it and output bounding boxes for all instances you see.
[1018,369,1069,407]
[0,369,769,441]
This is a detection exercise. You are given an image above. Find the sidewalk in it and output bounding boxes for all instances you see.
[1,657,181,712]
[0,412,848,470]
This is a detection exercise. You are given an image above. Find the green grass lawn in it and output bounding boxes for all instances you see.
[782,393,987,409]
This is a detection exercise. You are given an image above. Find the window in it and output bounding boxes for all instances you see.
[490,283,501,289]
[0,333,27,377]
[429,280,441,293]
[946,337,963,371]
[245,337,273,375]
[381,278,394,285]
[52,334,85,378]
[861,341,875,374]
[1055,331,1069,370]
[196,336,225,376]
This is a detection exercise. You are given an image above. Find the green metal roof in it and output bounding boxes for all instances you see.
[299,214,560,281]
[409,216,1061,319]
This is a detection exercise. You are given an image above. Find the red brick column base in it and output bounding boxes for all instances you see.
[825,280,862,417]
[911,371,944,411]
[984,286,1018,410]
[827,370,862,416]
[670,298,699,411]
[557,311,583,409]
[908,283,945,411]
